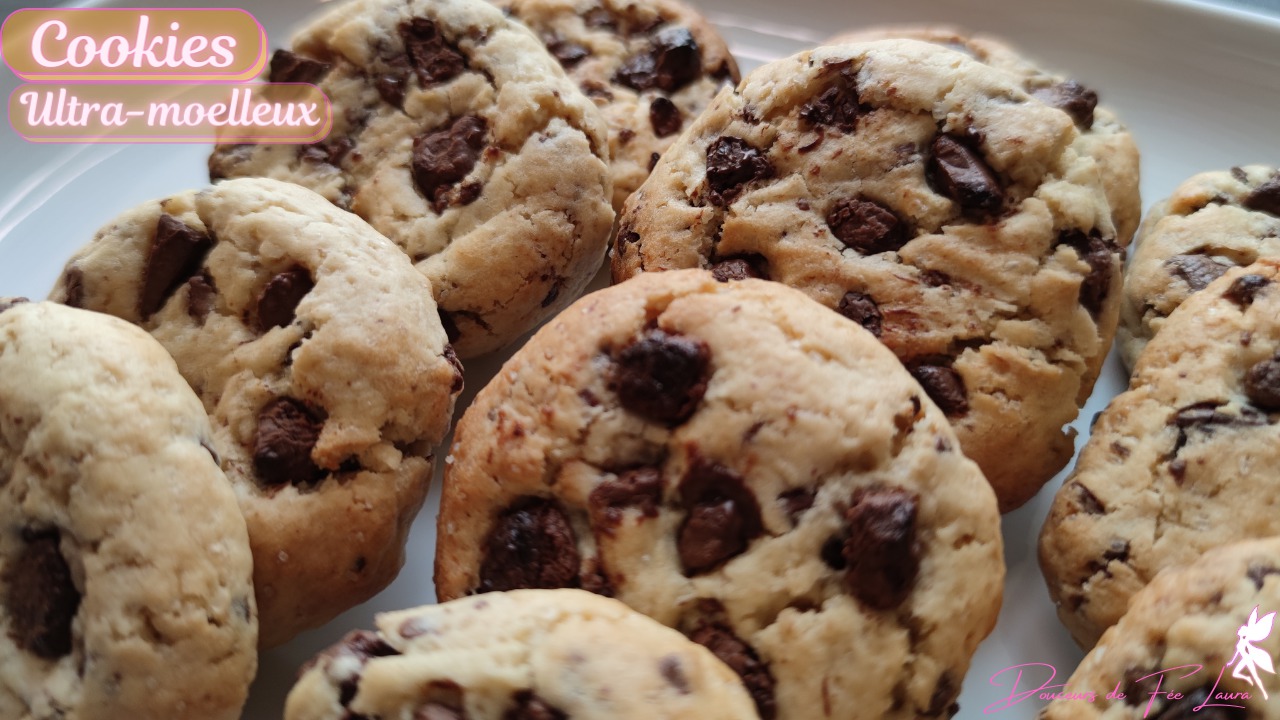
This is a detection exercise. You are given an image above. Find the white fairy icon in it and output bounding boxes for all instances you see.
[1230,606,1277,700]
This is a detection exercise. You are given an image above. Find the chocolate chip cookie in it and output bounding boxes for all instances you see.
[1040,259,1280,649]
[285,589,760,719]
[830,26,1141,247]
[434,270,1005,719]
[0,301,256,720]
[1118,165,1280,368]
[611,39,1125,512]
[1043,537,1280,719]
[208,0,614,357]
[49,178,462,647]
[492,0,738,211]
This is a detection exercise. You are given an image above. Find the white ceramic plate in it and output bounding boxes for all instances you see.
[1,0,1279,717]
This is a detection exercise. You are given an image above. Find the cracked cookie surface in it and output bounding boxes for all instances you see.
[434,270,1004,720]
[49,178,462,647]
[1118,165,1280,368]
[285,589,760,720]
[611,39,1126,512]
[0,301,256,720]
[1040,259,1280,649]
[208,0,614,356]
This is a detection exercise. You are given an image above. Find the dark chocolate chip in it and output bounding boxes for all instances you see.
[836,291,882,337]
[705,136,773,207]
[253,397,325,486]
[1248,563,1280,590]
[186,271,216,322]
[255,267,313,332]
[400,18,466,87]
[1072,482,1105,514]
[503,691,566,720]
[1031,81,1098,129]
[609,329,710,424]
[926,135,1004,215]
[1224,274,1271,306]
[1245,355,1280,410]
[342,629,401,662]
[677,458,763,575]
[910,365,968,417]
[1167,253,1231,292]
[649,96,683,138]
[1058,230,1115,316]
[660,654,691,694]
[1172,401,1267,429]
[688,623,777,720]
[412,116,487,212]
[3,528,80,659]
[842,487,920,610]
[478,499,580,592]
[376,73,408,107]
[589,467,664,527]
[299,137,353,167]
[140,214,214,320]
[548,39,590,67]
[709,255,767,282]
[1243,173,1280,217]
[268,49,331,84]
[827,198,906,254]
[0,297,29,314]
[821,535,847,570]
[799,77,861,132]
[614,27,701,93]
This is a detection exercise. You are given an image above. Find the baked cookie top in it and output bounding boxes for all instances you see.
[208,0,615,356]
[0,301,256,720]
[1119,165,1280,368]
[1043,538,1280,720]
[611,38,1123,511]
[285,589,761,719]
[50,178,461,647]
[1040,259,1280,649]
[435,270,1004,720]
[493,0,739,210]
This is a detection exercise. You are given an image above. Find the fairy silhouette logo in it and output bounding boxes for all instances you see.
[1231,606,1277,700]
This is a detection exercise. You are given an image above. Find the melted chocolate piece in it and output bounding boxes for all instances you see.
[4,528,80,659]
[589,467,664,527]
[704,136,774,206]
[614,27,701,93]
[709,255,767,282]
[842,487,920,609]
[926,135,1004,215]
[400,18,467,87]
[412,116,487,212]
[1245,355,1280,410]
[609,329,710,424]
[827,198,906,254]
[140,214,214,320]
[478,499,580,592]
[255,267,313,331]
[910,365,969,417]
[836,291,882,337]
[677,458,763,575]
[1223,274,1271,306]
[1031,81,1098,129]
[1243,173,1280,217]
[268,49,331,84]
[688,622,777,719]
[649,96,683,138]
[253,397,325,486]
[1167,254,1231,292]
[1058,230,1115,316]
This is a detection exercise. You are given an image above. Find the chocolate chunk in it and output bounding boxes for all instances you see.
[842,487,920,610]
[926,135,1004,215]
[478,499,580,592]
[255,267,313,331]
[1031,81,1098,129]
[1172,401,1267,429]
[1248,563,1280,590]
[253,397,325,486]
[268,49,331,84]
[1072,482,1105,514]
[1245,355,1280,410]
[827,198,906,254]
[800,76,861,132]
[688,623,777,720]
[1224,274,1271,306]
[299,137,353,166]
[709,255,767,282]
[1058,230,1115,316]
[677,458,763,575]
[140,214,214,320]
[910,365,968,417]
[4,528,80,659]
[821,535,847,570]
[705,136,774,207]
[1244,173,1280,217]
[400,18,466,87]
[1167,253,1231,292]
[837,291,882,337]
[590,467,664,527]
[186,271,216,322]
[342,629,401,662]
[660,655,691,694]
[376,72,408,107]
[614,27,701,93]
[649,96,683,138]
[548,39,589,67]
[504,691,566,720]
[0,297,29,314]
[412,116,487,212]
[609,329,710,424]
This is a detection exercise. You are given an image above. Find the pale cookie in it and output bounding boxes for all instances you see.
[0,301,256,720]
[1118,165,1280,368]
[434,270,1004,720]
[611,39,1124,511]
[285,589,760,719]
[49,178,462,647]
[492,0,739,210]
[208,0,614,356]
[1042,538,1280,720]
[1040,259,1280,649]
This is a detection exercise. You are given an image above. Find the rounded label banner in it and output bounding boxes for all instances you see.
[9,83,332,143]
[1,9,267,81]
